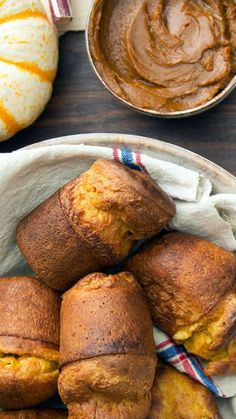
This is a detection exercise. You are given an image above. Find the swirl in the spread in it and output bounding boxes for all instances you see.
[89,0,236,113]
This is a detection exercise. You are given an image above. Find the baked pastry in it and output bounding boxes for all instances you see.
[0,410,67,418]
[148,363,221,419]
[0,277,60,409]
[127,232,236,375]
[16,159,175,291]
[58,272,157,419]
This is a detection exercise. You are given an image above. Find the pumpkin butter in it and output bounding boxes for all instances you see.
[89,0,236,113]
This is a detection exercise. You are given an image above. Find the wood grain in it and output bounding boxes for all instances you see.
[0,32,235,177]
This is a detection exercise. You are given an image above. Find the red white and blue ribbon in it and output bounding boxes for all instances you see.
[112,146,148,173]
[50,0,72,22]
[113,146,225,398]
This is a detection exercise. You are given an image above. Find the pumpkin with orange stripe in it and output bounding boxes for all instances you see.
[0,0,58,142]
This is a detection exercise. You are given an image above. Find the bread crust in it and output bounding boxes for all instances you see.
[203,286,236,352]
[204,335,236,376]
[59,271,157,419]
[59,354,155,419]
[61,160,176,241]
[0,368,58,410]
[60,272,156,366]
[17,160,175,291]
[0,336,58,362]
[148,363,222,418]
[0,277,60,409]
[16,193,102,291]
[0,410,67,418]
[0,277,60,358]
[126,232,236,334]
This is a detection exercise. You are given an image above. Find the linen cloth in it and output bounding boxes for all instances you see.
[0,142,236,411]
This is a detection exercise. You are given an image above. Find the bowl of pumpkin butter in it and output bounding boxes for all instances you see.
[86,0,236,117]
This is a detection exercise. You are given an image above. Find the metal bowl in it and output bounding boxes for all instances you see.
[85,0,236,119]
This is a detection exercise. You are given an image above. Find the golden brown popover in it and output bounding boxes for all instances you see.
[0,410,67,418]
[148,363,221,419]
[0,277,60,409]
[127,232,236,375]
[58,272,157,419]
[16,159,175,291]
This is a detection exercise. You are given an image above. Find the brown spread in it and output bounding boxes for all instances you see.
[89,0,236,113]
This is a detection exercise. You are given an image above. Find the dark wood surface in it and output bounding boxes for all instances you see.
[0,32,235,176]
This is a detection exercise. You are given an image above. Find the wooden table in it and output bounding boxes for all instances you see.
[0,32,235,177]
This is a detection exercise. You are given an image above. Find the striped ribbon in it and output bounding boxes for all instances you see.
[49,0,73,23]
[112,146,148,173]
[112,146,225,398]
[155,332,224,397]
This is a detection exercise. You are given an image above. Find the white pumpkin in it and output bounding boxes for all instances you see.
[0,0,58,142]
